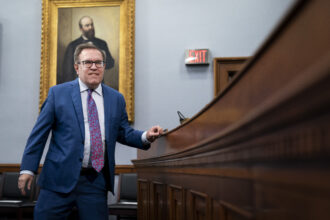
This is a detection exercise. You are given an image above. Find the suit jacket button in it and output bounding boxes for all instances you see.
[79,158,83,162]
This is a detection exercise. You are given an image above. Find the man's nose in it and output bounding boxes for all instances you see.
[90,62,98,69]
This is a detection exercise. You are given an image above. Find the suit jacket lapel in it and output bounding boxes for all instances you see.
[102,84,113,143]
[71,79,85,141]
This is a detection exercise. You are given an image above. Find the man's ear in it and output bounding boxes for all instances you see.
[74,64,79,74]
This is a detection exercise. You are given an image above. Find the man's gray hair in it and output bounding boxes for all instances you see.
[73,43,106,64]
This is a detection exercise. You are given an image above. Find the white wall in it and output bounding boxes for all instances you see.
[134,0,296,132]
[0,0,42,163]
[0,0,295,164]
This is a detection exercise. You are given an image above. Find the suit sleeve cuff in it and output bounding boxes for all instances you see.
[20,170,35,176]
[141,131,151,145]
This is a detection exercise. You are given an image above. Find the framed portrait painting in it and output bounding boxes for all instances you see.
[40,0,135,122]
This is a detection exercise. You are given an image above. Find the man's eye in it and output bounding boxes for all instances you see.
[95,61,102,65]
[85,61,93,64]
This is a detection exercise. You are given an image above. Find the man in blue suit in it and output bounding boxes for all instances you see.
[18,43,163,219]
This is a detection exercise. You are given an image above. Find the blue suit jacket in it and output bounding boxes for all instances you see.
[21,79,149,193]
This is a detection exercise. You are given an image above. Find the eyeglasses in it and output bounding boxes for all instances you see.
[77,60,105,68]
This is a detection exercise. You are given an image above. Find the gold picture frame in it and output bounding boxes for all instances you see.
[40,0,135,122]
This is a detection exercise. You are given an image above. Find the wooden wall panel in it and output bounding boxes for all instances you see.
[187,190,210,220]
[212,200,226,220]
[151,182,167,220]
[255,181,330,220]
[138,179,150,220]
[137,179,255,220]
[168,185,185,220]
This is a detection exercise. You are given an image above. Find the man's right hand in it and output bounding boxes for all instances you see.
[18,174,34,195]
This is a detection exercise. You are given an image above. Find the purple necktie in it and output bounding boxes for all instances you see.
[87,89,104,172]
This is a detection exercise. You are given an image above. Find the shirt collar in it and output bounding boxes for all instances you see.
[78,78,103,96]
[81,35,88,40]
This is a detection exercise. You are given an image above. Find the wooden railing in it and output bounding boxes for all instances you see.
[0,164,135,175]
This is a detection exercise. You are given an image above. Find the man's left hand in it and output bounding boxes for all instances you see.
[146,125,163,143]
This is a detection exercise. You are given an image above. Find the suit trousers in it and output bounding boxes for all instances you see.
[34,170,108,220]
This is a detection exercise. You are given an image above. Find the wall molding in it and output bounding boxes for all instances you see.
[0,164,135,175]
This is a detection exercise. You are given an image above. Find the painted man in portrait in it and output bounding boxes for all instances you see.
[57,16,115,84]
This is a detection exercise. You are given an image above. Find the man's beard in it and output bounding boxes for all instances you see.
[83,29,95,39]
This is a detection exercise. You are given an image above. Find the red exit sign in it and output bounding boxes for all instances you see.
[185,49,209,65]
